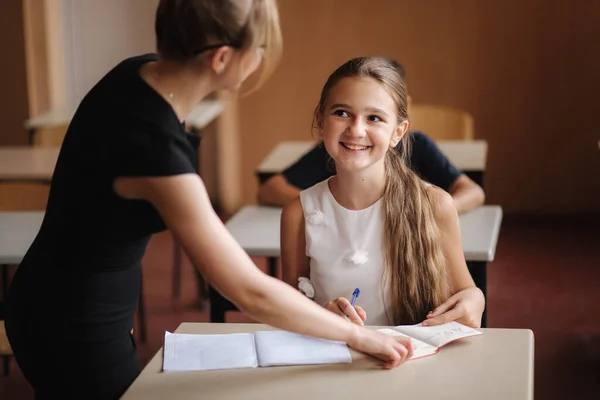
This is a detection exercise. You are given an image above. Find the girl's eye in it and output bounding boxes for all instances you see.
[333,110,350,117]
[368,115,382,122]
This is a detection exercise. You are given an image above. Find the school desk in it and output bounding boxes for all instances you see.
[209,205,502,327]
[121,322,534,400]
[256,139,488,187]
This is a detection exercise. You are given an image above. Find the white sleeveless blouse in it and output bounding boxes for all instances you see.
[299,178,391,325]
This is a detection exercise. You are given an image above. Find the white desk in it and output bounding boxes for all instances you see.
[25,100,224,132]
[121,322,534,400]
[226,205,502,262]
[219,205,502,326]
[257,139,488,175]
[0,212,44,303]
[0,147,59,181]
[0,212,43,265]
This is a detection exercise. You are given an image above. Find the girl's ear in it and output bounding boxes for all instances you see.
[314,111,325,138]
[390,120,409,148]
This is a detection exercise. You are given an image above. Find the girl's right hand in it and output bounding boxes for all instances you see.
[324,297,367,326]
[347,326,413,368]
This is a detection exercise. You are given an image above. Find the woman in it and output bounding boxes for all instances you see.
[5,1,412,399]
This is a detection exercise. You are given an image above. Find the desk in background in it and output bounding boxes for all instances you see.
[25,100,224,134]
[0,147,59,182]
[121,322,534,400]
[257,139,488,187]
[211,205,502,326]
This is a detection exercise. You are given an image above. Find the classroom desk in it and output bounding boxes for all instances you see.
[256,139,488,186]
[211,205,502,326]
[121,322,534,400]
[25,100,224,132]
[0,147,59,182]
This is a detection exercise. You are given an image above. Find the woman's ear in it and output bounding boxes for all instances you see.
[209,46,235,75]
[390,120,409,148]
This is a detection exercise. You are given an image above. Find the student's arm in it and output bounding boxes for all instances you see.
[448,174,485,214]
[257,174,301,206]
[421,187,485,328]
[257,142,333,207]
[115,174,412,366]
[281,198,366,325]
[410,132,485,214]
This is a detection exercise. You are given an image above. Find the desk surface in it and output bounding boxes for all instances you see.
[257,139,488,173]
[0,147,59,181]
[122,322,534,400]
[0,212,43,264]
[226,205,502,262]
[25,100,223,131]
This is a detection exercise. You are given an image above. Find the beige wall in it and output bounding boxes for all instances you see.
[5,0,599,214]
[65,0,158,109]
[237,0,600,214]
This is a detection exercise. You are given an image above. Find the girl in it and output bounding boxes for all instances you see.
[5,3,412,399]
[281,56,484,328]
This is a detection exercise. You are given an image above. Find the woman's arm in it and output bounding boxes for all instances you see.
[114,174,412,365]
[422,187,485,327]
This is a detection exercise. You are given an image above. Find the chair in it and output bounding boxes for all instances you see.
[408,104,474,140]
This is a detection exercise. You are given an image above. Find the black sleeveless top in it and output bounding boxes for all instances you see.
[6,54,197,342]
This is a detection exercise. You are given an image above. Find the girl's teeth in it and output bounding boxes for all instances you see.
[345,144,367,150]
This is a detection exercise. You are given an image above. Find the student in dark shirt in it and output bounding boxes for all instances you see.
[257,64,484,214]
[5,1,413,398]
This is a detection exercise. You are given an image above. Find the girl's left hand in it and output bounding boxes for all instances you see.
[422,287,485,328]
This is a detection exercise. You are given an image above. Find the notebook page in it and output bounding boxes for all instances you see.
[162,331,258,371]
[377,329,438,359]
[394,321,483,348]
[253,330,352,367]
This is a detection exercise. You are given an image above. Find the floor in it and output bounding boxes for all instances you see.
[1,214,599,399]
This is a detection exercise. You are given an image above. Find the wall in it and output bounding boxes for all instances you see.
[0,0,29,145]
[63,0,159,110]
[237,0,600,214]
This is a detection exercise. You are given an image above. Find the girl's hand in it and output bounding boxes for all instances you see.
[324,297,367,326]
[422,287,485,328]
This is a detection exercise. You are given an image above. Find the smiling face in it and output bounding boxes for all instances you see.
[316,77,408,173]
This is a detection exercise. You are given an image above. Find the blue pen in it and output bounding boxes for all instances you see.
[350,288,360,307]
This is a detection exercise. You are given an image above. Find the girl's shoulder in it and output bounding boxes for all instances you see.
[425,184,456,222]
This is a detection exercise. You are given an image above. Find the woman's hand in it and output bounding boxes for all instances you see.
[347,326,413,368]
[422,287,485,328]
[324,297,367,326]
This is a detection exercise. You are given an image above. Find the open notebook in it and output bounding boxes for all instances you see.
[378,321,483,360]
[162,330,352,372]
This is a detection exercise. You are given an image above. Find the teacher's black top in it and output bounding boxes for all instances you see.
[5,53,197,396]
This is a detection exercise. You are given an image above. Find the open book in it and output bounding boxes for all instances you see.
[378,321,483,360]
[162,330,352,372]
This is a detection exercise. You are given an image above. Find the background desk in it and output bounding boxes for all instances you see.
[0,211,44,374]
[0,147,59,182]
[257,139,488,187]
[121,322,534,400]
[211,205,503,326]
[0,211,148,343]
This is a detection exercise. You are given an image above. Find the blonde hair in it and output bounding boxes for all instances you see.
[155,0,282,93]
[314,57,449,324]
